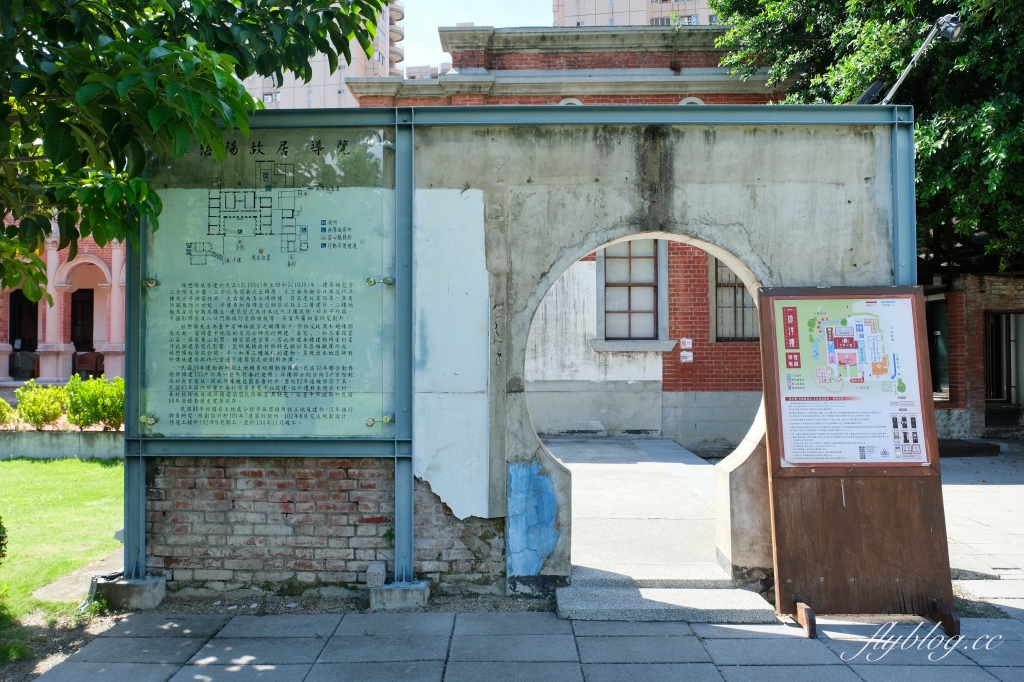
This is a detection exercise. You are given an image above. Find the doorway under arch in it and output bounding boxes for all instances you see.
[524,233,764,588]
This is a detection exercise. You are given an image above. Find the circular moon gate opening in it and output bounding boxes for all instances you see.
[524,234,763,582]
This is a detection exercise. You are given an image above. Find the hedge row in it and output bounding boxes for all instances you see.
[2,376,125,431]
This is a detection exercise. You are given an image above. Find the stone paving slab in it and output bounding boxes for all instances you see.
[453,612,572,636]
[572,621,694,637]
[443,661,585,682]
[849,665,1002,681]
[987,667,1024,682]
[168,664,312,681]
[581,663,723,682]
[716,666,864,682]
[68,637,207,664]
[317,635,451,662]
[306,661,445,682]
[959,582,1024,599]
[691,623,807,639]
[214,614,341,638]
[986,599,1024,619]
[817,620,946,641]
[702,639,842,666]
[36,662,179,682]
[960,641,1024,667]
[820,637,975,665]
[189,637,328,665]
[334,612,455,637]
[448,634,578,662]
[99,614,229,639]
[961,618,1024,642]
[575,635,711,663]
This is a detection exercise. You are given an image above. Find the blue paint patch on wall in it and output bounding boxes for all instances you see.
[507,460,560,576]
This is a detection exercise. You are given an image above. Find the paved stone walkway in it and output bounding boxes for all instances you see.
[36,611,1024,681]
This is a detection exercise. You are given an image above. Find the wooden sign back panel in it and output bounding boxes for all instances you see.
[759,287,953,616]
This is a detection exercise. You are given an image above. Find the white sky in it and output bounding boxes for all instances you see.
[399,0,553,69]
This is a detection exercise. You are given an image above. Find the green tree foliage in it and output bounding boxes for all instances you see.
[0,0,387,299]
[66,374,125,431]
[14,379,65,429]
[712,0,1024,270]
[0,514,6,568]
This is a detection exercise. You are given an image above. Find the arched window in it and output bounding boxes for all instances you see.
[679,97,706,105]
[558,98,584,106]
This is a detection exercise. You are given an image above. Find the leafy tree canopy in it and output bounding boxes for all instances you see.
[711,0,1024,275]
[0,0,386,300]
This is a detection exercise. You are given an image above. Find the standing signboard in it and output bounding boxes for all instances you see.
[759,287,955,629]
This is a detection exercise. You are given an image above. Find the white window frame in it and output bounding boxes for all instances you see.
[591,240,676,351]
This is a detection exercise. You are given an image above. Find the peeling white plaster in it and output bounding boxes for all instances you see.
[412,189,490,519]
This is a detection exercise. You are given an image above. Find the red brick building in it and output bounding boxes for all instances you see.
[347,25,782,108]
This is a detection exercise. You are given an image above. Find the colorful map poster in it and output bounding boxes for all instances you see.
[771,296,929,466]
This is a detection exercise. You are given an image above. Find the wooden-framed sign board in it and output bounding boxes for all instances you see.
[759,286,954,625]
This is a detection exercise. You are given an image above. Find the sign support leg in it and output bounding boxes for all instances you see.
[123,455,147,579]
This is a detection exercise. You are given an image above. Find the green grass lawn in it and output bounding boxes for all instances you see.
[0,458,123,662]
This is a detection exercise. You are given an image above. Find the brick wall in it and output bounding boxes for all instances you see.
[146,457,505,596]
[662,242,763,392]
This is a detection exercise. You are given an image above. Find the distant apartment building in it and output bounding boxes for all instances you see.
[554,0,716,28]
[242,1,405,109]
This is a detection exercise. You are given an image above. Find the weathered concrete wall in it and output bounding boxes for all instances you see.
[663,391,762,448]
[525,258,664,436]
[0,431,123,460]
[414,123,896,584]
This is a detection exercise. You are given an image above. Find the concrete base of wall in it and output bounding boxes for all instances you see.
[96,576,166,610]
[935,408,971,439]
[664,391,762,449]
[526,380,663,436]
[0,431,123,460]
[370,581,430,610]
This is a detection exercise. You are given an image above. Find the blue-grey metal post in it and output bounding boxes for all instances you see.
[124,228,146,578]
[892,105,917,286]
[393,108,415,582]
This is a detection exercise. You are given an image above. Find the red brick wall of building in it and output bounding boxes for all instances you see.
[453,50,727,71]
[662,242,763,393]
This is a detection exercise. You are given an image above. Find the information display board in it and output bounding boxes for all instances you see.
[770,294,929,466]
[140,129,395,438]
[760,286,952,619]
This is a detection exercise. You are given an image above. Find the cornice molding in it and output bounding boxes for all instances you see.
[439,26,729,54]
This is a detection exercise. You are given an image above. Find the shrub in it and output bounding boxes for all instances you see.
[66,375,124,431]
[0,399,14,427]
[0,515,6,568]
[14,380,65,430]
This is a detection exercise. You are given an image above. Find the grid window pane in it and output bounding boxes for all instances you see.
[606,287,629,312]
[631,313,656,338]
[606,313,630,338]
[631,239,655,256]
[605,259,630,284]
[630,286,655,312]
[631,259,655,283]
[603,240,659,340]
[714,258,759,341]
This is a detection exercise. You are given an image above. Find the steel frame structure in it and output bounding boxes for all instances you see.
[124,104,917,583]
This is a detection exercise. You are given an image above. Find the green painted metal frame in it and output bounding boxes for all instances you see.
[124,103,917,580]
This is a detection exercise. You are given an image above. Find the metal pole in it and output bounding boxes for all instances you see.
[880,25,940,105]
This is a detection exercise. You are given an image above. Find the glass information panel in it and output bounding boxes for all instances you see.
[141,128,395,437]
[771,295,928,465]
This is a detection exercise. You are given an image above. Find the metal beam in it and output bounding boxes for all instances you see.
[892,106,918,285]
[124,438,412,457]
[393,108,416,583]
[123,455,147,578]
[246,104,914,130]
